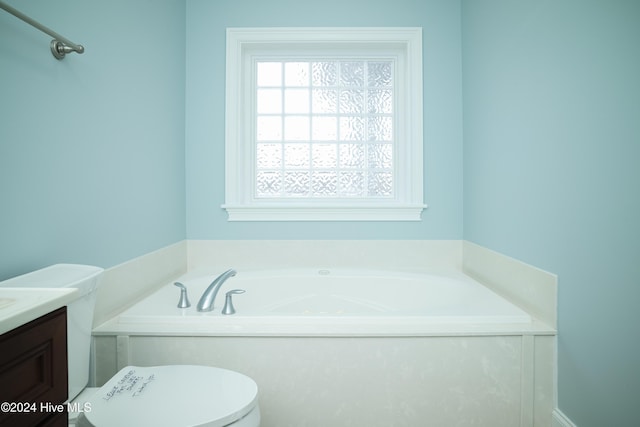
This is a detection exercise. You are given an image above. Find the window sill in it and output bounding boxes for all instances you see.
[222,203,427,221]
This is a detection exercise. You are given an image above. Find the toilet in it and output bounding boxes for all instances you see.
[0,264,260,427]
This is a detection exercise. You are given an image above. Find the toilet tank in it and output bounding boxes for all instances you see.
[0,264,104,401]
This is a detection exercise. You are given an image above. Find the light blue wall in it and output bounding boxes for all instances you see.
[0,0,186,279]
[462,1,640,426]
[185,0,464,239]
[4,1,637,425]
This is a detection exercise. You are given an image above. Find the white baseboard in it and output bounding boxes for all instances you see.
[552,409,577,427]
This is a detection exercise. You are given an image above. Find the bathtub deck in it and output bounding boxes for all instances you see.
[94,268,555,337]
[93,315,555,337]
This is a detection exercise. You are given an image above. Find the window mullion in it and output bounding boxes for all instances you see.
[307,61,313,198]
[335,61,342,197]
[362,60,370,199]
[279,61,286,198]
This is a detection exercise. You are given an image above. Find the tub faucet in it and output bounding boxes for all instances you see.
[197,269,237,312]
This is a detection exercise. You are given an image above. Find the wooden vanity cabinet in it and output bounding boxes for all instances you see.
[0,307,68,427]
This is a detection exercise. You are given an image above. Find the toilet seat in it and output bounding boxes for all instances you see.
[76,365,259,427]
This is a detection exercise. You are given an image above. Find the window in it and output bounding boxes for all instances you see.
[223,27,425,221]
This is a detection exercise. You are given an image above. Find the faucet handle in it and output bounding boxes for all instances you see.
[173,282,191,308]
[222,289,245,315]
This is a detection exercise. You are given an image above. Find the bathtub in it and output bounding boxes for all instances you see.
[113,268,531,336]
[94,268,554,426]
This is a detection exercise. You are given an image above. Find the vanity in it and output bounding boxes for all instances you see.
[0,288,78,427]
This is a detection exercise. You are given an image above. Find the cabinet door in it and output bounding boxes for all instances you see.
[0,307,68,427]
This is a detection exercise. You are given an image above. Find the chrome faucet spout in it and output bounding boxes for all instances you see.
[197,269,237,312]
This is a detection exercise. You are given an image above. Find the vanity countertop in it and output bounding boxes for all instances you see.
[0,288,78,335]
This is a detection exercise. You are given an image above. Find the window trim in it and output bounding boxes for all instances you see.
[223,27,426,221]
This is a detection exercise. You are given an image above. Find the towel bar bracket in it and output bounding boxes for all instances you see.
[51,40,84,60]
[1,0,85,60]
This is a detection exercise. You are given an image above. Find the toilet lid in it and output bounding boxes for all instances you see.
[79,365,258,427]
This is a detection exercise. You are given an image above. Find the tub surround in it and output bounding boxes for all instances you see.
[94,239,556,330]
[93,241,187,326]
[91,239,556,427]
[94,268,554,338]
[187,239,463,273]
[93,240,462,326]
[463,240,557,328]
[95,334,554,427]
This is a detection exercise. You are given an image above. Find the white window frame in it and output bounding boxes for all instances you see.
[223,27,426,221]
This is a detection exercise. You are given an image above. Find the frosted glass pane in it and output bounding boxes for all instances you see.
[339,117,364,141]
[284,62,309,86]
[311,172,337,196]
[257,62,282,86]
[284,172,310,196]
[312,143,337,168]
[312,62,338,86]
[256,143,282,169]
[284,143,310,168]
[284,89,310,114]
[256,171,282,196]
[340,62,364,87]
[367,62,392,87]
[312,117,337,141]
[367,117,393,141]
[339,172,365,196]
[339,144,365,168]
[312,89,337,113]
[368,172,393,196]
[284,116,310,141]
[340,90,364,113]
[257,89,282,114]
[367,89,393,114]
[253,58,399,200]
[368,143,393,169]
[257,116,282,141]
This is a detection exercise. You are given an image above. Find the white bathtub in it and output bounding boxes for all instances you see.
[94,268,553,426]
[114,269,531,336]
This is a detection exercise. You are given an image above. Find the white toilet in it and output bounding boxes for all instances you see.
[0,264,260,427]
